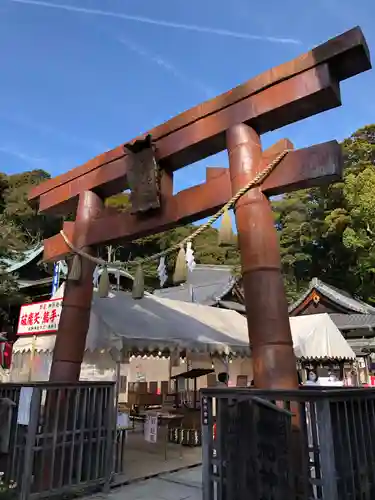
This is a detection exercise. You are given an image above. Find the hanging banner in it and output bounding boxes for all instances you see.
[144,414,158,443]
[17,299,63,335]
[51,261,60,297]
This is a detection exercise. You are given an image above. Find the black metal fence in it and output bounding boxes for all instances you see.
[0,382,115,500]
[201,387,375,500]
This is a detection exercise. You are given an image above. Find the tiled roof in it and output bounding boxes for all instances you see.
[18,277,53,289]
[288,277,375,315]
[330,313,375,332]
[0,245,44,274]
[347,337,375,355]
[153,264,238,305]
[215,304,375,337]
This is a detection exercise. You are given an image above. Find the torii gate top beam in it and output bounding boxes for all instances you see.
[29,27,370,216]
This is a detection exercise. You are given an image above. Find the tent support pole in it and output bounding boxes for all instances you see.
[115,360,121,409]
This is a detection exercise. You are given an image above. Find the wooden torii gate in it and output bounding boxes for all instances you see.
[29,27,370,388]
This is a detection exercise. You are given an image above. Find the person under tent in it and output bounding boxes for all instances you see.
[217,372,229,387]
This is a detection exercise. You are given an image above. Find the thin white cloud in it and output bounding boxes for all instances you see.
[7,0,302,45]
[118,37,215,99]
[0,145,47,164]
[0,111,106,151]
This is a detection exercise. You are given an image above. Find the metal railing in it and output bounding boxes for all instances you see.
[0,381,115,500]
[201,387,375,500]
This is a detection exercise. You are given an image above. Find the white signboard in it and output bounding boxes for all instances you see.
[117,412,130,429]
[17,299,63,335]
[144,414,158,443]
[17,387,34,425]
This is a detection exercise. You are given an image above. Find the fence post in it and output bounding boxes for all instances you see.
[201,394,213,500]
[19,387,41,500]
[316,399,338,500]
[103,383,116,493]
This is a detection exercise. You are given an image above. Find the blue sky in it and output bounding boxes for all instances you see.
[0,0,374,193]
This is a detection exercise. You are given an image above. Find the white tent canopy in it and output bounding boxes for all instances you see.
[13,284,355,361]
[290,313,355,360]
[13,289,252,355]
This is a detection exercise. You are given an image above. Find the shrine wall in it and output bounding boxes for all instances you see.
[129,356,170,383]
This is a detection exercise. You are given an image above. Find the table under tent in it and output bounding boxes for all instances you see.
[10,288,356,481]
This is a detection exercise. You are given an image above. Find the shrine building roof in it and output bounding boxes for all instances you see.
[330,313,375,333]
[288,277,375,315]
[153,264,239,306]
[0,245,44,274]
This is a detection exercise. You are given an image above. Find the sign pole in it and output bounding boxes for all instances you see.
[28,335,37,382]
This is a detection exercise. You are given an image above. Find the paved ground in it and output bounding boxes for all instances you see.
[87,466,202,500]
[113,430,201,484]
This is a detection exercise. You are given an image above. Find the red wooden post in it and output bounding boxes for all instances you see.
[49,190,103,382]
[227,124,298,389]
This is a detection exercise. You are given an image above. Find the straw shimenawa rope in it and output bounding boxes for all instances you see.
[60,149,290,276]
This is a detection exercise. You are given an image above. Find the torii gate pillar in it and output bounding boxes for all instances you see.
[49,191,103,382]
[227,124,297,389]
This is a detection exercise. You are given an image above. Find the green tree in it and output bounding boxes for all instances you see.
[2,169,60,241]
[0,268,24,326]
[273,124,375,303]
[0,170,54,327]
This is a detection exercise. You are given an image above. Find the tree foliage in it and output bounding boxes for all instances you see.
[274,124,375,303]
[0,169,56,326]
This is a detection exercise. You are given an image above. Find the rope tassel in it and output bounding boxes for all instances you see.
[68,254,82,281]
[98,266,110,298]
[132,263,145,299]
[173,246,187,284]
[157,257,168,288]
[185,242,196,272]
[218,208,234,246]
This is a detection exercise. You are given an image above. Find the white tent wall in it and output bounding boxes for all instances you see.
[10,284,354,390]
[10,350,52,382]
[9,344,254,390]
[9,349,171,386]
[9,349,117,383]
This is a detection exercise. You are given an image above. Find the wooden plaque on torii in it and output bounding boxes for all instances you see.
[29,27,371,388]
